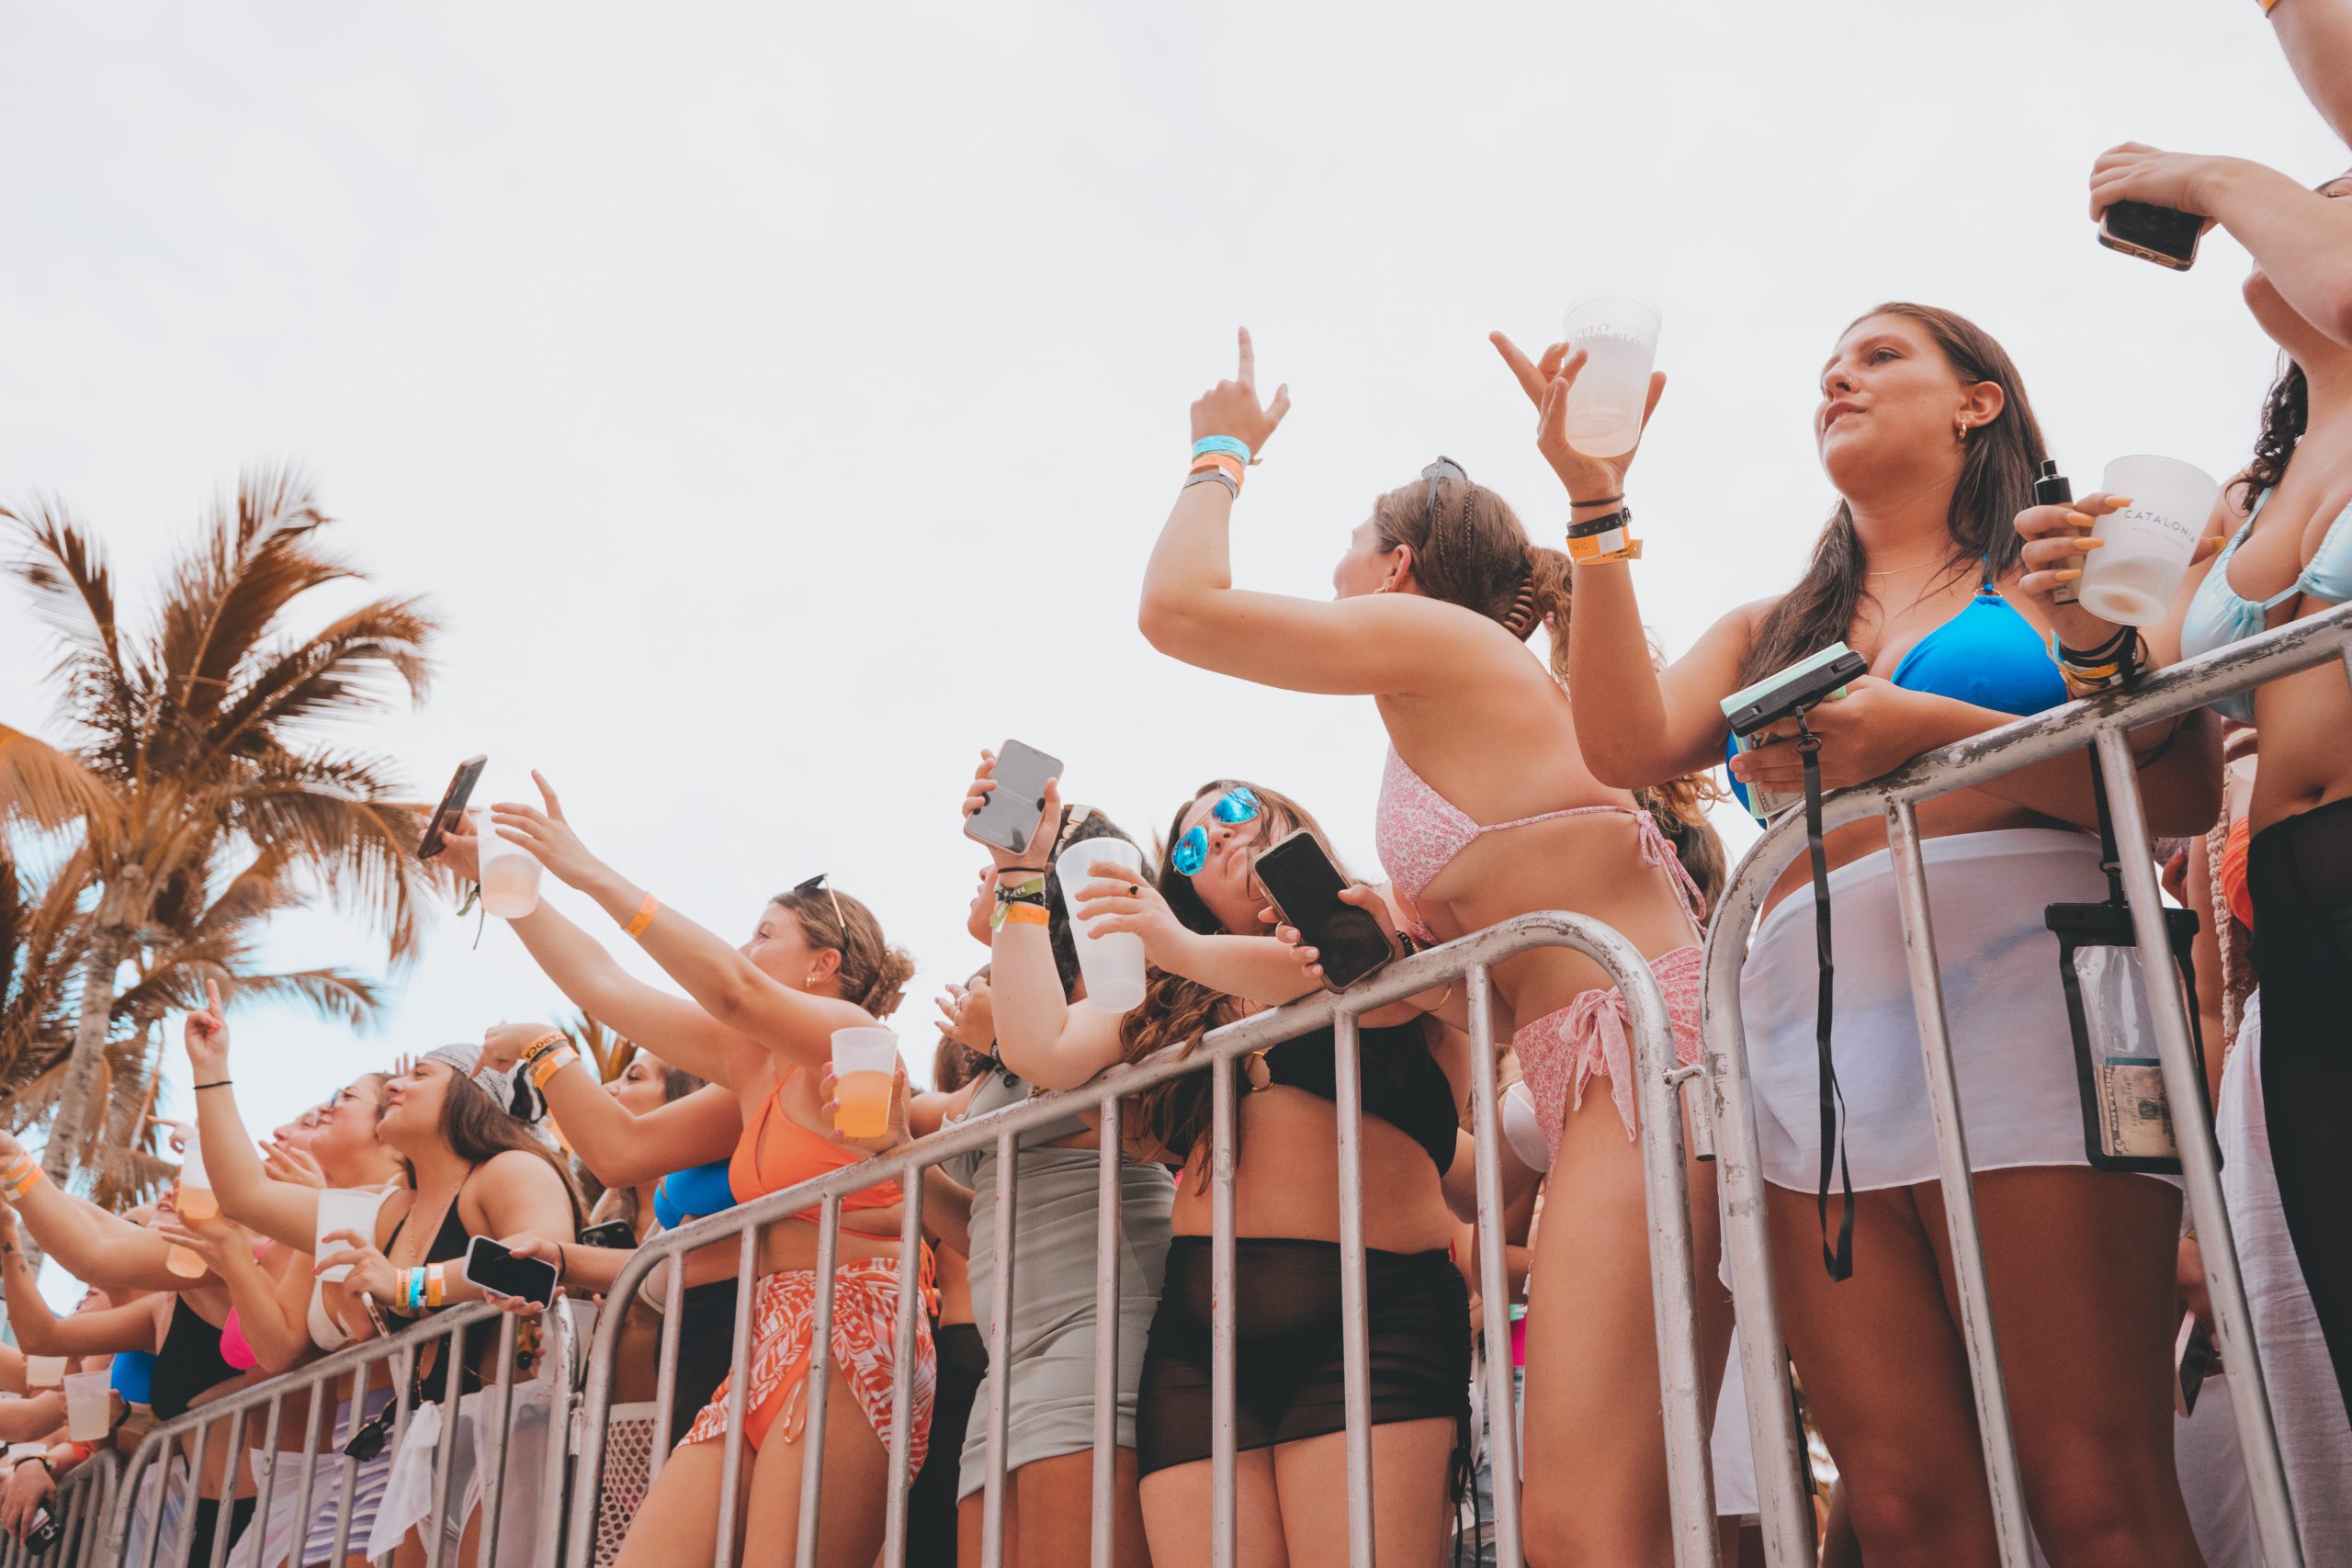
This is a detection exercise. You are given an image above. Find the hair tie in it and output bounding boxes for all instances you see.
[1499,564,1540,641]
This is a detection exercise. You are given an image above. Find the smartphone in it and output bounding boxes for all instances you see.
[2098,201,2202,272]
[417,755,489,862]
[964,740,1062,856]
[1254,830,1393,991]
[2175,1312,2215,1417]
[579,1219,636,1250]
[462,1235,560,1309]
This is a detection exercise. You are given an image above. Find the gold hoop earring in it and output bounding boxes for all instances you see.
[1955,416,1969,446]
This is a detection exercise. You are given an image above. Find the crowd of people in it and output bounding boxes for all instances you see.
[6,7,2352,1566]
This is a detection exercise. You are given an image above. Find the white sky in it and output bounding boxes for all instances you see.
[3,4,2342,1304]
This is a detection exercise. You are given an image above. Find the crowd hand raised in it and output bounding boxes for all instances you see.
[2088,142,2234,231]
[261,1138,327,1190]
[2014,491,2222,652]
[1072,863,1192,965]
[1728,676,1931,794]
[480,1020,561,1077]
[481,1235,564,1319]
[1189,327,1291,457]
[424,810,483,883]
[963,751,1065,871]
[821,1064,912,1154]
[312,1228,399,1301]
[1490,331,1665,502]
[183,978,229,1080]
[489,772,601,890]
[934,976,996,1054]
[153,1213,242,1275]
[145,1116,192,1157]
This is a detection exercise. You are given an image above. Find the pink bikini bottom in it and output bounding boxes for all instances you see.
[1513,943,1704,1165]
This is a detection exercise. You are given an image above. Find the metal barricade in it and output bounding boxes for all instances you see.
[98,1295,586,1568]
[564,910,1719,1568]
[1706,599,2352,1568]
[3,1447,118,1568]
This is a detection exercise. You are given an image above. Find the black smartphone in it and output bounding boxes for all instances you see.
[579,1219,635,1250]
[417,755,489,862]
[964,740,1062,857]
[1254,830,1393,991]
[2175,1313,2215,1417]
[2098,201,2202,271]
[462,1235,560,1308]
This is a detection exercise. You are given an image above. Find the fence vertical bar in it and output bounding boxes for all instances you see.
[1883,800,2032,1564]
[981,1130,1018,1568]
[2095,727,2304,1564]
[1091,1095,1124,1568]
[712,1224,760,1568]
[1464,964,1524,1568]
[170,1415,209,1568]
[880,1164,927,1568]
[425,1322,468,1568]
[324,1366,367,1568]
[379,1345,415,1568]
[792,1193,842,1568]
[248,1393,286,1568]
[476,1312,523,1565]
[204,1405,248,1568]
[1329,1010,1378,1568]
[1211,1053,1238,1568]
[651,1260,686,1478]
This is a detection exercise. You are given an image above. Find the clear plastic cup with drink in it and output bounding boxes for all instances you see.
[1559,289,1663,460]
[1056,839,1149,1013]
[25,1356,66,1389]
[163,1144,212,1278]
[62,1371,112,1442]
[830,1027,899,1140]
[2078,456,2223,626]
[476,806,544,919]
[314,1189,379,1283]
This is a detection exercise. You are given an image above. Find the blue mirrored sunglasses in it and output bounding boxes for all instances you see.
[1170,786,1261,877]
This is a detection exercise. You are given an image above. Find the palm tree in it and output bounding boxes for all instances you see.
[2,468,443,1194]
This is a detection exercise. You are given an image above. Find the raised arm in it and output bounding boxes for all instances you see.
[485,778,868,1074]
[0,1208,163,1359]
[155,1221,312,1375]
[182,988,328,1253]
[2274,0,2352,156]
[0,1393,64,1445]
[482,1025,739,1190]
[0,1130,201,1293]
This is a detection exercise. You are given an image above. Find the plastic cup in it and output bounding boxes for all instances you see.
[175,1141,216,1223]
[24,1356,66,1389]
[62,1371,111,1442]
[1559,289,1663,459]
[1056,839,1148,1013]
[476,807,544,919]
[315,1189,379,1283]
[2078,456,2222,626]
[830,1027,899,1140]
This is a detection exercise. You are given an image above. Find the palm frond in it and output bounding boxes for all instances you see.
[199,593,438,765]
[2,499,146,770]
[0,724,113,831]
[160,468,346,725]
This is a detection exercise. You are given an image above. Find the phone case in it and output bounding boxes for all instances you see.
[965,742,1062,855]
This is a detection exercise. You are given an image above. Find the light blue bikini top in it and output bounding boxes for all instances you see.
[1725,575,2066,814]
[2181,487,2352,725]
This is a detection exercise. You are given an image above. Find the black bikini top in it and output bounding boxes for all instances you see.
[1248,1019,1458,1175]
[151,1296,242,1422]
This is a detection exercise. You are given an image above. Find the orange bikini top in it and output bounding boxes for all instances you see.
[729,1068,902,1221]
[2219,815,2253,933]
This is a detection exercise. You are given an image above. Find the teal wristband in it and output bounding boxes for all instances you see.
[1192,435,1253,466]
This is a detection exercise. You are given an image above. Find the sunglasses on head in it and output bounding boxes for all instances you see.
[795,873,848,940]
[1170,786,1261,878]
[1422,456,1467,537]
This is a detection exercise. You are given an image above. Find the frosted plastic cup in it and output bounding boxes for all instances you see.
[2079,456,2222,626]
[315,1189,379,1283]
[62,1371,111,1442]
[175,1141,216,1223]
[1559,289,1663,459]
[476,807,544,919]
[830,1027,899,1140]
[1056,838,1148,1013]
[25,1356,66,1388]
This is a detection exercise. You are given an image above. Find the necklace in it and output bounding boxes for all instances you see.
[1866,549,1951,578]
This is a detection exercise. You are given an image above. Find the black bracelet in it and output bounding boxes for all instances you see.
[1566,507,1633,539]
[993,866,1046,880]
[2058,625,2135,665]
[192,1080,233,1091]
[1569,492,1624,510]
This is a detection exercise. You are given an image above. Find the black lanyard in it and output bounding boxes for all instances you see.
[1798,711,1855,1282]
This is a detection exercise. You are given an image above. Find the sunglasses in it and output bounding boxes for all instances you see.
[1423,456,1468,539]
[1170,786,1261,878]
[795,873,848,941]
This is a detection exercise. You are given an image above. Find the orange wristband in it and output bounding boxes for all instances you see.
[1000,903,1050,929]
[622,894,660,939]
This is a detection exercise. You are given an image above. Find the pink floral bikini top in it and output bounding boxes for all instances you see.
[1374,745,1706,931]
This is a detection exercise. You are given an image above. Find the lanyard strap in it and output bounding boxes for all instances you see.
[1798,713,1856,1281]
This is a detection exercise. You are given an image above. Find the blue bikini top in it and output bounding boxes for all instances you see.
[1726,574,2065,814]
[652,1158,738,1232]
[2180,487,2352,725]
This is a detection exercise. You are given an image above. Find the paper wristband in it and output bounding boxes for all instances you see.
[622,894,660,939]
[1001,903,1051,928]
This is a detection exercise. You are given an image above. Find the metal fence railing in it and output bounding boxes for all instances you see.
[1704,598,2352,1568]
[5,1447,117,1568]
[563,910,1716,1568]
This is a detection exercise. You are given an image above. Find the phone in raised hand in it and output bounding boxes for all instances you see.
[965,741,1062,856]
[1254,830,1393,991]
[418,755,489,861]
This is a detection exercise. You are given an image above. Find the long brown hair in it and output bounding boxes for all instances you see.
[1119,780,1336,1167]
[775,884,918,1019]
[2236,355,2307,511]
[405,1066,588,1235]
[1737,302,2049,688]
[1374,471,1723,852]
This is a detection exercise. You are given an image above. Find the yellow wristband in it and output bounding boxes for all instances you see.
[999,903,1051,929]
[622,893,660,939]
[425,1263,446,1309]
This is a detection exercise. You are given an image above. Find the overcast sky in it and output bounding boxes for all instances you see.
[3,4,2342,1305]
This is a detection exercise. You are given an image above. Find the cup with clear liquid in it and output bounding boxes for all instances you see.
[1559,290,1663,460]
[62,1371,113,1442]
[830,1027,899,1140]
[314,1189,379,1284]
[25,1356,66,1388]
[164,1142,214,1278]
[2078,456,2222,626]
[476,806,544,919]
[1055,839,1149,1012]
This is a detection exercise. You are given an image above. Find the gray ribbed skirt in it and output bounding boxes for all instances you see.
[958,1146,1175,1499]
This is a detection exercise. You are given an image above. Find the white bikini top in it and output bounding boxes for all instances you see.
[308,1186,397,1351]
